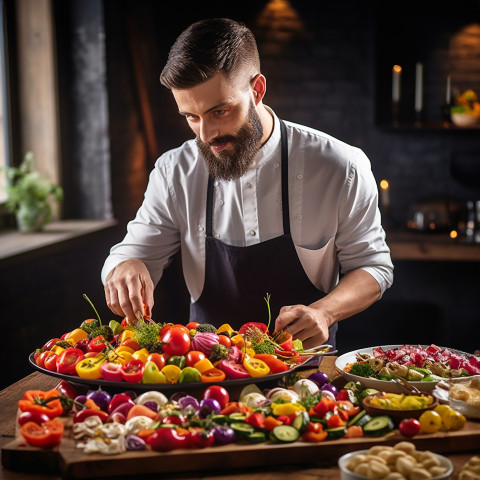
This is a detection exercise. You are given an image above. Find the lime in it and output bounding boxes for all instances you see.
[178,366,201,383]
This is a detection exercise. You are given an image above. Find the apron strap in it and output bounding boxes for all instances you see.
[206,118,290,238]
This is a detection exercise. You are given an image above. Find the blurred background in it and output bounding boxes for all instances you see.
[0,0,479,388]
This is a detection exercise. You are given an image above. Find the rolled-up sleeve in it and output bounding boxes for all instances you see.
[335,150,394,296]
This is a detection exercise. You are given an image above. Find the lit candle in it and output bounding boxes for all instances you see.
[415,62,423,112]
[379,179,390,212]
[446,74,451,105]
[392,65,402,102]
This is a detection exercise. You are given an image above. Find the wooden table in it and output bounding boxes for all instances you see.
[1,361,479,479]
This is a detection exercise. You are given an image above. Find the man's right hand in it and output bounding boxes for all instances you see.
[104,259,154,324]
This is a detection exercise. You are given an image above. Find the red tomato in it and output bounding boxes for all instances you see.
[43,352,59,372]
[399,418,421,437]
[36,351,51,368]
[147,353,167,370]
[21,419,64,448]
[218,335,232,348]
[186,322,200,330]
[161,327,191,356]
[186,351,206,367]
[203,385,229,409]
[42,338,60,350]
[147,427,189,451]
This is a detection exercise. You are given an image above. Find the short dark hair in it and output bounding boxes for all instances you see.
[160,18,260,90]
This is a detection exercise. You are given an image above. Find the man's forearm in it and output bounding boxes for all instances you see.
[309,269,381,327]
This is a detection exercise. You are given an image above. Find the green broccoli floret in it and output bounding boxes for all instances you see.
[89,325,114,341]
[80,319,100,334]
[252,341,275,355]
[54,340,72,349]
[196,323,218,334]
[133,322,162,352]
[350,362,378,378]
[209,343,229,362]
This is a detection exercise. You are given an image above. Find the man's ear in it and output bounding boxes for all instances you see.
[251,74,266,104]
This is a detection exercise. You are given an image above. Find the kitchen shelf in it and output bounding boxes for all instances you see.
[386,229,480,261]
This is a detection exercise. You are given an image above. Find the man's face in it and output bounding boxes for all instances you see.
[172,73,264,180]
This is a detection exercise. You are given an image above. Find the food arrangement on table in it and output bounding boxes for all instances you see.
[30,294,332,389]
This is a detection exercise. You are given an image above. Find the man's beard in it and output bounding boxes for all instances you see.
[197,102,263,181]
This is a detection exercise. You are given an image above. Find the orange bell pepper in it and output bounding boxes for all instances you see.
[18,389,64,419]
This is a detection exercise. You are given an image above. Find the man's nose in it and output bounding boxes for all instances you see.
[199,120,218,144]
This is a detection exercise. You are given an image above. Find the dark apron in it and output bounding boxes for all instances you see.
[190,119,337,349]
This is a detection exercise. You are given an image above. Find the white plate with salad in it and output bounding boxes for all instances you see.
[335,344,480,393]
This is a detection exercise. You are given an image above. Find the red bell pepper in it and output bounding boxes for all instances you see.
[313,397,337,418]
[87,335,107,353]
[245,412,265,428]
[18,389,64,419]
[146,428,190,451]
[121,359,145,383]
[57,348,85,375]
[273,330,294,351]
[238,322,268,335]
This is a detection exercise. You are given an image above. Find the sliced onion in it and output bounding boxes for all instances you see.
[125,434,146,451]
[178,395,200,411]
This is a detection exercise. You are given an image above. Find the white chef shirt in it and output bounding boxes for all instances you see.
[102,107,393,302]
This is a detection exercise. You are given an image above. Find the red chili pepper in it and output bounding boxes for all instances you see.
[274,348,298,357]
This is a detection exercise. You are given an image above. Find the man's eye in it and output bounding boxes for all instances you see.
[214,109,227,116]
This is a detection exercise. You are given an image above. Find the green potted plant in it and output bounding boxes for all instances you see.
[3,151,63,232]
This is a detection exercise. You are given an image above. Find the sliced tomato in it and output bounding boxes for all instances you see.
[200,367,226,383]
[21,419,64,448]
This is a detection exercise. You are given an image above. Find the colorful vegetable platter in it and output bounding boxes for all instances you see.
[335,345,480,393]
[29,295,333,392]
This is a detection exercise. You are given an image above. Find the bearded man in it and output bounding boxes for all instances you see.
[102,18,393,350]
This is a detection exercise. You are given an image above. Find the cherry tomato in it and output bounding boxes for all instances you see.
[203,385,229,409]
[18,411,51,426]
[43,352,59,372]
[147,353,167,370]
[398,418,421,437]
[186,322,200,330]
[186,350,206,367]
[218,335,232,348]
[161,327,191,356]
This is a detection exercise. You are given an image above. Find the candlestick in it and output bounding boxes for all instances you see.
[379,179,390,213]
[415,62,423,113]
[446,74,451,105]
[392,65,402,103]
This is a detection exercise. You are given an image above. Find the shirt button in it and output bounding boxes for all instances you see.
[246,182,252,188]
[274,163,280,168]
[219,200,224,206]
[297,214,303,220]
[250,230,256,236]
[213,181,219,187]
[297,174,303,179]
[198,225,204,232]
[215,234,221,238]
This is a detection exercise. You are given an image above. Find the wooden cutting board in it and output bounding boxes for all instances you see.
[3,420,480,478]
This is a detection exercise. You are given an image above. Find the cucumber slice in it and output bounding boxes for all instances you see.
[271,425,300,443]
[231,422,254,437]
[228,412,248,423]
[246,431,266,444]
[363,415,394,436]
[211,414,228,425]
[347,410,371,427]
[326,426,347,439]
[292,411,310,434]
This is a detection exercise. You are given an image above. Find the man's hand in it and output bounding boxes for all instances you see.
[275,305,330,350]
[104,259,154,324]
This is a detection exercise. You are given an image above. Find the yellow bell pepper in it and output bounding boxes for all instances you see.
[271,402,306,416]
[75,356,105,379]
[51,345,65,355]
[231,334,245,348]
[107,349,133,365]
[65,328,88,344]
[216,323,235,336]
[161,364,182,383]
[119,329,134,342]
[142,361,167,384]
[132,348,150,364]
[193,358,214,373]
[115,345,135,355]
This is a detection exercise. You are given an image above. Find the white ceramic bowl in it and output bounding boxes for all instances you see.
[338,449,453,480]
[451,112,480,128]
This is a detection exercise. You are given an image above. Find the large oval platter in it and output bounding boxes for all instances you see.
[29,352,313,393]
[335,344,479,393]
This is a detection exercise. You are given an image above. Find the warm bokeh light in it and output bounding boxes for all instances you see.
[380,179,390,190]
[450,230,458,239]
[393,65,402,73]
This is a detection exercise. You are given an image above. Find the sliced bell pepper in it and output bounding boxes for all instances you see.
[87,335,107,353]
[65,328,89,344]
[273,330,294,351]
[313,397,337,418]
[18,389,64,419]
[243,357,270,377]
[121,359,145,383]
[142,361,167,384]
[21,419,64,448]
[132,348,150,364]
[57,348,85,375]
[271,402,306,416]
[193,358,214,373]
[75,356,105,379]
[302,430,328,442]
[245,412,265,428]
[200,367,226,383]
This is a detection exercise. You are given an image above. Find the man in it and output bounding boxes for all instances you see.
[102,18,393,350]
